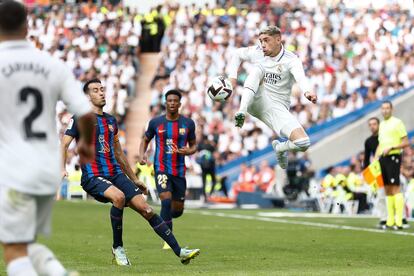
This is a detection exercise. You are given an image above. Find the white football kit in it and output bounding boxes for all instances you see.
[230,45,311,138]
[0,40,91,242]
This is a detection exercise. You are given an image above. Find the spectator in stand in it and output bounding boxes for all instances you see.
[26,1,146,177]
[253,161,276,192]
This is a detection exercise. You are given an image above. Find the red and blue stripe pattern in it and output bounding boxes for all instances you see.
[150,116,195,177]
[82,113,122,179]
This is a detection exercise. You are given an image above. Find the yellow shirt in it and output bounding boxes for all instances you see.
[378,116,407,155]
[347,172,362,190]
[68,170,82,182]
[322,174,335,188]
[136,163,154,177]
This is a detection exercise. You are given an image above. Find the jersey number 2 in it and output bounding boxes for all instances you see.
[19,87,46,139]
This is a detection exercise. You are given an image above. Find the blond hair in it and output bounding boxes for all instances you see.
[259,26,281,36]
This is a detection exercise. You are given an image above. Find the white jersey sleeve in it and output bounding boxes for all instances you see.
[58,61,91,117]
[289,57,312,94]
[227,46,264,79]
[243,66,264,93]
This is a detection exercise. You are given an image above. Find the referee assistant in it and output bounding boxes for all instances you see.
[363,117,388,228]
[376,101,409,230]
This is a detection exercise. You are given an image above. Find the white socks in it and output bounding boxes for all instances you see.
[7,256,37,276]
[275,137,311,153]
[28,243,66,276]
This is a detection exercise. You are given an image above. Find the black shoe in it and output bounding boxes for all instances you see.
[402,219,410,229]
[393,225,403,230]
[377,221,386,230]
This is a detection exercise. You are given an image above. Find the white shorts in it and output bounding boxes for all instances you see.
[0,186,54,243]
[248,98,302,138]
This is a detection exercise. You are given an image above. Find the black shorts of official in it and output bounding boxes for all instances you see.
[379,154,401,186]
[154,173,187,202]
[81,174,142,203]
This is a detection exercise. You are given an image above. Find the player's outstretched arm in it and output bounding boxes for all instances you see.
[114,137,148,194]
[290,58,317,104]
[61,135,75,179]
[235,66,263,128]
[227,47,250,88]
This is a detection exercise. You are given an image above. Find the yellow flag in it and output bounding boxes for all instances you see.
[362,160,384,187]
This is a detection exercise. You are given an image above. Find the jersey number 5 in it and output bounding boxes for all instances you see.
[19,87,46,140]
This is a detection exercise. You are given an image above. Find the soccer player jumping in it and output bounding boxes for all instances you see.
[229,26,317,168]
[139,89,197,250]
[62,80,200,266]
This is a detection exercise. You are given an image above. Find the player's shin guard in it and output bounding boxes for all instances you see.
[110,206,124,248]
[148,214,181,256]
[28,243,66,276]
[394,193,404,227]
[7,256,37,276]
[161,198,172,230]
[386,195,395,227]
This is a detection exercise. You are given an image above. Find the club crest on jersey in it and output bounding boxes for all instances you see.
[108,124,114,132]
[98,134,110,153]
[179,128,186,135]
[275,64,283,74]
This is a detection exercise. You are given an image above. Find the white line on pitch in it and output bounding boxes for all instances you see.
[256,212,375,219]
[187,210,414,237]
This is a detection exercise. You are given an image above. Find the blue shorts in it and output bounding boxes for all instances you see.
[81,174,142,204]
[155,173,187,202]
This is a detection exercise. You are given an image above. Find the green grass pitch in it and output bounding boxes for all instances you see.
[1,201,414,275]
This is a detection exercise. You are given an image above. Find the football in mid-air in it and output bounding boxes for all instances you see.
[207,76,233,102]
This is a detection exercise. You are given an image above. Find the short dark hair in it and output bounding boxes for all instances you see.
[83,78,101,94]
[165,89,182,100]
[0,1,27,34]
[368,117,379,124]
[382,100,393,108]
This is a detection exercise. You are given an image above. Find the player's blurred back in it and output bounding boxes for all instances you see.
[0,0,90,195]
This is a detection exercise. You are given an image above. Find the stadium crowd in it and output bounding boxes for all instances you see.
[26,2,141,172]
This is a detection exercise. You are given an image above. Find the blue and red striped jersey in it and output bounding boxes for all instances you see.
[65,113,123,181]
[145,115,196,177]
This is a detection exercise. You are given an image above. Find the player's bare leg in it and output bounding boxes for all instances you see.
[2,243,37,276]
[272,127,311,169]
[128,195,200,264]
[171,200,184,219]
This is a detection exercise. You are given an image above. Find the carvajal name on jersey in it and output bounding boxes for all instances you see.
[1,62,50,79]
[264,72,282,85]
